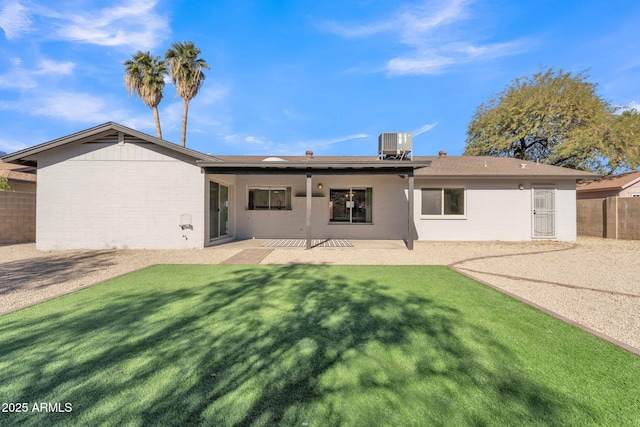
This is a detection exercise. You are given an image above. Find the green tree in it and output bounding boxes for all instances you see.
[0,176,10,191]
[123,51,168,139]
[464,67,637,173]
[556,108,640,173]
[165,41,209,147]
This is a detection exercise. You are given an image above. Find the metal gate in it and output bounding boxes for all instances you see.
[532,188,556,238]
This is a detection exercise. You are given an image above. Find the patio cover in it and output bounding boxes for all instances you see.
[197,159,432,249]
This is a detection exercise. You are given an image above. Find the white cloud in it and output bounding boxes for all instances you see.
[387,56,454,76]
[413,122,438,137]
[217,132,369,156]
[626,101,640,112]
[0,136,29,154]
[321,20,394,38]
[245,136,264,144]
[0,0,32,39]
[2,0,169,50]
[0,58,76,89]
[322,0,527,76]
[0,90,129,124]
[34,59,75,75]
[56,1,169,50]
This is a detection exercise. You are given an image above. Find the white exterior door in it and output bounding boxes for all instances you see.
[532,188,556,238]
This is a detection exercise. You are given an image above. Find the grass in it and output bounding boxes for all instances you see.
[0,265,639,426]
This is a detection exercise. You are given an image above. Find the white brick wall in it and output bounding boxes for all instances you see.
[36,141,205,250]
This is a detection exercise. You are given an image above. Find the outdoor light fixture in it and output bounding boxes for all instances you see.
[518,184,525,190]
[317,183,323,189]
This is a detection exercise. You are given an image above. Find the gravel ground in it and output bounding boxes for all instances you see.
[1,237,639,354]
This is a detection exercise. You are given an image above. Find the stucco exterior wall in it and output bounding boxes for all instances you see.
[620,182,640,198]
[36,141,205,250]
[412,179,578,241]
[232,174,409,240]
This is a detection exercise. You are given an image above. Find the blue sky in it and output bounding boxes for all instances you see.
[1,0,639,157]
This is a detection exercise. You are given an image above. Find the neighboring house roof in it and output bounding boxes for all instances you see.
[1,122,222,166]
[0,159,36,184]
[576,170,640,193]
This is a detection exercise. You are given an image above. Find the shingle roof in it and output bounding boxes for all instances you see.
[413,156,599,179]
[0,160,36,183]
[214,154,600,179]
[1,122,601,180]
[576,170,640,192]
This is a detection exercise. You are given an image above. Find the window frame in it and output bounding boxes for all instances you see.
[420,187,466,218]
[247,186,292,211]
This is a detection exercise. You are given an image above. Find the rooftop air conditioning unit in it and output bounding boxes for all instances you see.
[378,132,412,160]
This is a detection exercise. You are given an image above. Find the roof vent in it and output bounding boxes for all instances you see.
[378,133,412,160]
[438,150,447,158]
[305,150,314,159]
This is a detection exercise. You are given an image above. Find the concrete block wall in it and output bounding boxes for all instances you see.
[617,197,640,240]
[0,191,36,244]
[577,197,640,240]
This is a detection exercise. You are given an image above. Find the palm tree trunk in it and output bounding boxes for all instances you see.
[152,106,163,139]
[181,98,189,147]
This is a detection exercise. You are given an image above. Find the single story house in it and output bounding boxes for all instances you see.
[577,170,640,199]
[2,122,599,250]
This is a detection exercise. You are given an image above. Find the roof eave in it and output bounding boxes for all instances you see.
[416,173,600,180]
[196,160,432,169]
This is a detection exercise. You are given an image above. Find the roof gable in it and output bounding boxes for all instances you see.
[1,122,221,166]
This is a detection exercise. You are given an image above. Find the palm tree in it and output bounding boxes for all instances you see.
[165,41,209,147]
[123,51,167,139]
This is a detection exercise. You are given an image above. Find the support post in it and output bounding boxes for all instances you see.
[407,171,414,250]
[306,172,312,249]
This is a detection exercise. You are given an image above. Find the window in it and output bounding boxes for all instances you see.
[248,187,291,210]
[329,188,372,223]
[421,188,465,216]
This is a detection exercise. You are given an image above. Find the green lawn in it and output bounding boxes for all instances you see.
[0,265,639,426]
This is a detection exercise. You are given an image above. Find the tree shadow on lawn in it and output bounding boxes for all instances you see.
[0,265,594,426]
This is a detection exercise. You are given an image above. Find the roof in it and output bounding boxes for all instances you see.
[207,154,600,179]
[1,122,222,166]
[198,155,430,174]
[414,156,600,179]
[0,160,36,183]
[1,122,600,180]
[576,170,640,193]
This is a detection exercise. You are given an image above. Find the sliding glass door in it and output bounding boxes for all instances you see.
[329,188,372,223]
